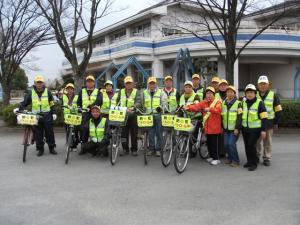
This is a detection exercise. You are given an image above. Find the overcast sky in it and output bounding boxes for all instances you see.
[25,0,158,83]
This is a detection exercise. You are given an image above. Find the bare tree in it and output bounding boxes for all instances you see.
[35,0,118,91]
[0,0,52,104]
[167,0,292,84]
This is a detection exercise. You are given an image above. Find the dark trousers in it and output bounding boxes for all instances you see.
[206,134,221,160]
[242,130,261,166]
[35,113,55,149]
[121,113,138,152]
[80,112,91,142]
[82,141,109,156]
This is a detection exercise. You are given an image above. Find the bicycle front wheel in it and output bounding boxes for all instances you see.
[65,127,73,164]
[161,130,173,167]
[174,135,190,174]
[110,128,120,165]
[22,127,30,163]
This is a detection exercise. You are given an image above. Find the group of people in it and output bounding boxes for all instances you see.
[14,72,282,171]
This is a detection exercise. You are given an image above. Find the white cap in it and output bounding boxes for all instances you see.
[245,84,257,92]
[258,75,269,84]
[184,81,193,87]
[104,80,113,86]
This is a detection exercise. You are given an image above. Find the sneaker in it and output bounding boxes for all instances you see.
[263,160,271,166]
[131,151,138,157]
[206,157,213,163]
[210,160,221,165]
[224,159,232,164]
[230,162,240,167]
[147,150,154,156]
[248,165,257,171]
[155,151,161,157]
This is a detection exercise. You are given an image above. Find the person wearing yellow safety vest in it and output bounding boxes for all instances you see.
[142,76,167,157]
[62,83,80,149]
[179,81,201,158]
[111,76,142,156]
[240,84,268,171]
[80,105,110,157]
[256,75,282,166]
[192,74,204,101]
[100,80,114,118]
[221,85,242,167]
[218,79,229,101]
[211,76,221,100]
[185,86,223,165]
[77,75,101,118]
[162,75,180,113]
[15,75,57,156]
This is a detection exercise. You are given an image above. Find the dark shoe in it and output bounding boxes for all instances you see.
[243,163,251,168]
[131,151,138,157]
[120,149,129,156]
[248,165,257,171]
[78,149,86,155]
[37,147,44,157]
[256,158,260,164]
[49,147,57,155]
[263,160,271,166]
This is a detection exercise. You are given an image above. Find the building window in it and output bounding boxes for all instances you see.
[110,29,126,43]
[93,37,105,48]
[162,27,182,37]
[132,22,151,37]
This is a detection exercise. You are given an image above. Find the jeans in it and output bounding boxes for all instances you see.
[149,114,162,152]
[224,131,239,163]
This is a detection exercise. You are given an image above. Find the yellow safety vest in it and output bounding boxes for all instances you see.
[31,88,50,113]
[63,94,78,115]
[89,118,106,143]
[82,88,99,110]
[242,99,262,128]
[221,99,239,131]
[143,89,161,113]
[101,91,111,114]
[257,91,274,120]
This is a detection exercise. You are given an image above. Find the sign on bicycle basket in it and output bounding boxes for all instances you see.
[161,115,174,127]
[17,114,38,126]
[137,115,153,127]
[109,109,126,122]
[174,117,192,132]
[64,114,82,126]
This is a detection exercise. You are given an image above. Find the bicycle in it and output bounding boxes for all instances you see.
[190,120,209,160]
[63,106,83,164]
[108,105,128,165]
[136,108,155,165]
[16,111,41,163]
[173,109,196,174]
[160,106,183,167]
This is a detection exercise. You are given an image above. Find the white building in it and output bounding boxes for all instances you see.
[62,0,300,99]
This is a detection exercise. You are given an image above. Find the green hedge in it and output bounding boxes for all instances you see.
[279,100,300,128]
[0,102,64,127]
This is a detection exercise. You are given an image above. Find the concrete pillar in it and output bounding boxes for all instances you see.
[127,65,134,77]
[106,70,113,80]
[218,58,226,79]
[234,58,239,91]
[126,27,131,38]
[152,59,164,78]
[105,35,110,46]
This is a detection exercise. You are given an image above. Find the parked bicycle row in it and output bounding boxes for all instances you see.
[13,73,282,173]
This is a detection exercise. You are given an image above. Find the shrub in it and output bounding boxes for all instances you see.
[279,100,300,128]
[2,104,18,126]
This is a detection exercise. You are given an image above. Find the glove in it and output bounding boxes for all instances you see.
[13,108,19,114]
[52,114,57,121]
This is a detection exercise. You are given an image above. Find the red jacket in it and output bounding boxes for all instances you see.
[187,99,223,134]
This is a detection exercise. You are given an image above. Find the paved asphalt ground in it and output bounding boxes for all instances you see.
[0,126,299,225]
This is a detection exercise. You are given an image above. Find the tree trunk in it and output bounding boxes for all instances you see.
[225,57,235,85]
[1,82,11,105]
[73,67,85,94]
